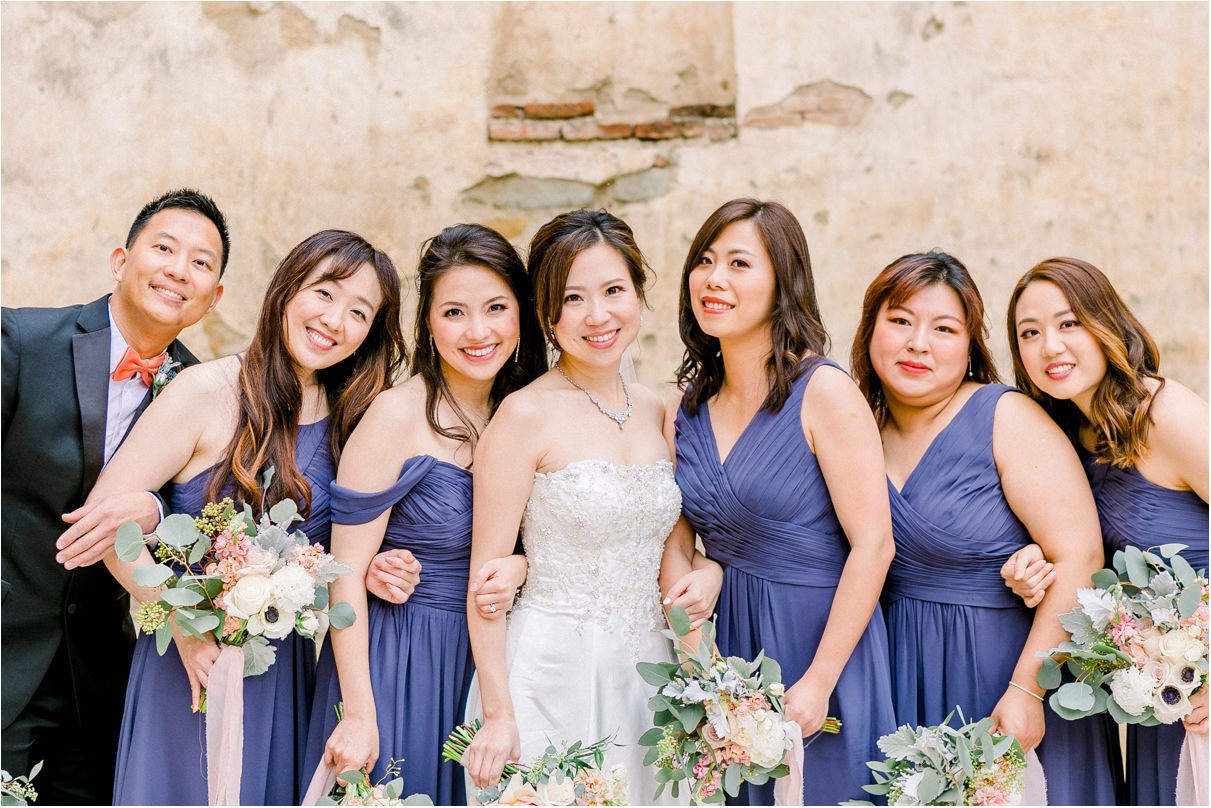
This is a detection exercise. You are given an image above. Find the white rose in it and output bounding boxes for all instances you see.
[297,611,320,638]
[225,574,274,619]
[1142,658,1173,688]
[748,712,789,769]
[1152,684,1192,723]
[237,545,278,578]
[726,710,755,748]
[768,682,785,698]
[1109,667,1153,716]
[1156,630,1200,663]
[535,772,576,806]
[270,564,316,613]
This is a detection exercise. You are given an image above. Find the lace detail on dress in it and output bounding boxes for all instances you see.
[513,458,682,659]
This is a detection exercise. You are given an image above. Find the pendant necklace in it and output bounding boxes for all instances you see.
[555,362,632,430]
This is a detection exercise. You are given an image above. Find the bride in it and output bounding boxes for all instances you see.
[462,209,721,803]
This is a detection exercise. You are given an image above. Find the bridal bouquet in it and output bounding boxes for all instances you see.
[635,607,837,803]
[1036,543,1208,725]
[442,721,628,805]
[316,761,433,806]
[116,477,355,685]
[843,711,1026,806]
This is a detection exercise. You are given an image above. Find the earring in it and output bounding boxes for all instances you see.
[513,339,521,363]
[967,357,973,378]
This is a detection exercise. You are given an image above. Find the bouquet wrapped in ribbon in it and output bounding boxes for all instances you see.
[635,606,836,804]
[116,471,356,805]
[1036,542,1208,803]
[1036,543,1207,725]
[442,721,628,805]
[844,710,1027,806]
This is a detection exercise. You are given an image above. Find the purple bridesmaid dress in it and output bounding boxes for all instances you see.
[1084,450,1209,806]
[112,419,334,805]
[301,455,474,805]
[675,359,897,805]
[884,384,1121,805]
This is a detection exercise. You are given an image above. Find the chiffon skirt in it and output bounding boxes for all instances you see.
[113,630,314,805]
[713,566,897,806]
[303,598,474,805]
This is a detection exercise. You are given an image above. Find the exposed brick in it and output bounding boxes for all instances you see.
[488,119,562,141]
[522,101,594,119]
[634,119,704,140]
[746,81,873,128]
[490,104,523,118]
[560,119,633,141]
[670,103,736,119]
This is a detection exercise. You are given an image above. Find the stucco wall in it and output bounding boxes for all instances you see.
[3,1,1206,396]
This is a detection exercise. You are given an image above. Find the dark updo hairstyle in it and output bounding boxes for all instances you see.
[209,230,405,513]
[851,251,999,425]
[526,209,651,350]
[675,198,829,415]
[412,223,547,446]
[1007,257,1162,467]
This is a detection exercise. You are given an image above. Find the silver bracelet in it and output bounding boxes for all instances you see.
[1008,679,1045,702]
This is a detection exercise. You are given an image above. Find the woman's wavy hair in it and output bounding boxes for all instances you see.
[1007,257,1162,467]
[412,223,547,448]
[851,251,1000,425]
[208,230,405,513]
[675,198,829,415]
[527,209,651,349]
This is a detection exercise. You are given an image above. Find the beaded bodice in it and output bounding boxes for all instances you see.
[513,458,681,656]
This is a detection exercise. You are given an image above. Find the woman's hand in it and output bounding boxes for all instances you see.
[990,684,1046,752]
[323,715,380,783]
[172,626,221,712]
[365,549,421,604]
[469,554,527,620]
[783,671,833,737]
[1184,687,1209,736]
[461,717,520,788]
[999,544,1056,608]
[662,559,723,629]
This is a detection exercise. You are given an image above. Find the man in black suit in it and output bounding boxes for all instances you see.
[1,189,229,804]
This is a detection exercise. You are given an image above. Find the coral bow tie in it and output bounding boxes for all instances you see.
[112,346,167,386]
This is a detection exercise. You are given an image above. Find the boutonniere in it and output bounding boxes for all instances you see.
[151,357,182,399]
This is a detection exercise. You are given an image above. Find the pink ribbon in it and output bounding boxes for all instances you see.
[1022,749,1049,805]
[302,761,337,806]
[774,720,805,806]
[1176,731,1208,806]
[205,645,246,806]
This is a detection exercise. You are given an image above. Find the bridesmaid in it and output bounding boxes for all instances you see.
[1006,257,1208,805]
[91,230,404,804]
[851,252,1119,804]
[671,198,896,805]
[303,224,545,804]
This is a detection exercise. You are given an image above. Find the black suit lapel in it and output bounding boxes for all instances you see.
[72,300,112,493]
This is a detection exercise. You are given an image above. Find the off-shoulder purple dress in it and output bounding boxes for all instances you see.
[1084,450,1209,806]
[112,419,334,805]
[675,359,896,805]
[885,385,1121,805]
[302,455,474,805]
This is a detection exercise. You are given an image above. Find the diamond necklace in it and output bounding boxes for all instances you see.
[554,362,632,430]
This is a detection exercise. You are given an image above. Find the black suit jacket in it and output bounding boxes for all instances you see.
[1,295,198,732]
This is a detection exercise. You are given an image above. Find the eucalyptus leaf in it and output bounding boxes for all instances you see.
[115,521,147,562]
[156,513,201,550]
[262,466,276,491]
[155,623,173,655]
[637,661,674,687]
[1156,543,1189,559]
[383,779,404,800]
[916,769,943,804]
[133,564,175,588]
[1049,691,1092,720]
[399,794,434,806]
[191,613,221,634]
[328,601,356,630]
[161,587,204,607]
[759,655,783,687]
[1057,681,1096,711]
[1090,568,1120,590]
[268,498,299,525]
[1177,585,1202,620]
[667,605,691,637]
[1124,546,1151,589]
[1171,553,1197,587]
[312,585,329,610]
[639,727,664,746]
[1037,656,1062,690]
[187,535,213,566]
[722,762,741,797]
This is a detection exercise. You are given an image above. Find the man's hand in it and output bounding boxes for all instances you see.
[56,491,161,569]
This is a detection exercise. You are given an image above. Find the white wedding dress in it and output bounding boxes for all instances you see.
[465,458,684,805]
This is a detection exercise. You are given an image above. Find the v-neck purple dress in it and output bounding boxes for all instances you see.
[884,384,1121,805]
[112,419,334,805]
[1084,449,1209,806]
[302,455,474,805]
[675,359,896,805]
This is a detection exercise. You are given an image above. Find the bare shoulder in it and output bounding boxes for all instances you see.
[663,386,687,424]
[992,387,1059,432]
[162,354,240,400]
[629,381,666,420]
[802,361,866,416]
[1148,377,1208,435]
[359,375,426,428]
[491,381,553,430]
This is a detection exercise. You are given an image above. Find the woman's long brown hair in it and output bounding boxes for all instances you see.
[208,230,405,513]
